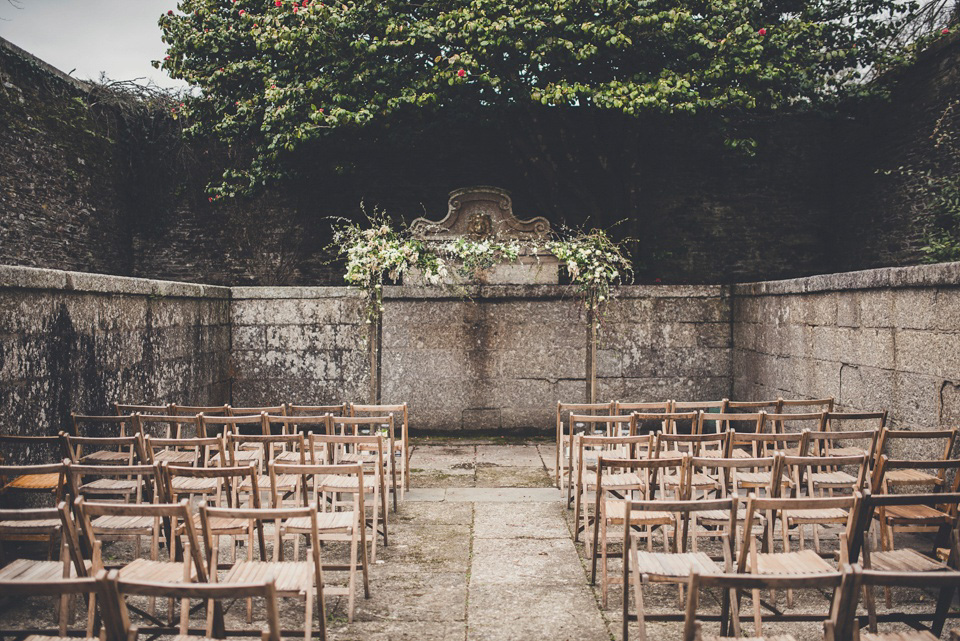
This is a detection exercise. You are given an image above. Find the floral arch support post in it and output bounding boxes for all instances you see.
[547,230,633,403]
[333,213,632,406]
[331,212,444,403]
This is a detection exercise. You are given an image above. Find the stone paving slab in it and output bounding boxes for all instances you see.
[471,537,588,586]
[472,502,569,539]
[467,583,608,641]
[329,620,468,641]
[475,465,552,487]
[446,488,562,503]
[476,445,544,467]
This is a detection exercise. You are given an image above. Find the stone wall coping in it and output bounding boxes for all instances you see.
[231,284,728,300]
[733,261,960,296]
[0,265,230,299]
[6,260,958,300]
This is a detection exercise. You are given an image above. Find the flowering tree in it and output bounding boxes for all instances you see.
[158,0,932,198]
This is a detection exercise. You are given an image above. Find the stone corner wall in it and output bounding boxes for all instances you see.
[0,264,232,442]
[731,261,960,427]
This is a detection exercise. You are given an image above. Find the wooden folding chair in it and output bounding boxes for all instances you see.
[730,430,806,463]
[738,493,859,619]
[171,404,229,417]
[556,401,615,493]
[763,410,826,439]
[780,454,868,555]
[622,495,737,641]
[310,433,387,561]
[352,402,410,492]
[821,410,887,436]
[567,413,634,506]
[682,567,846,641]
[671,400,729,435]
[108,569,281,641]
[0,502,87,577]
[133,413,202,442]
[229,404,287,417]
[847,566,960,640]
[115,403,172,417]
[574,433,652,543]
[803,429,880,467]
[71,413,137,437]
[0,461,66,559]
[850,488,960,627]
[331,415,398,512]
[874,427,958,491]
[614,402,672,435]
[270,461,370,621]
[287,403,347,418]
[777,396,835,414]
[76,498,208,621]
[265,414,331,463]
[198,413,268,466]
[688,455,778,556]
[0,573,113,641]
[64,433,142,467]
[162,463,264,568]
[638,411,701,438]
[590,455,685,607]
[200,503,327,641]
[65,459,158,502]
[142,435,221,468]
[727,400,780,415]
[705,411,767,435]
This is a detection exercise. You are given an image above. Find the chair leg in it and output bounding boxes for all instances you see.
[634,576,647,641]
[574,482,583,543]
[600,515,608,608]
[304,588,313,641]
[347,530,358,622]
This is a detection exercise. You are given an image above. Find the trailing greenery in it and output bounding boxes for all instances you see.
[329,209,444,323]
[883,100,960,263]
[159,0,930,198]
[547,227,634,316]
[332,213,633,326]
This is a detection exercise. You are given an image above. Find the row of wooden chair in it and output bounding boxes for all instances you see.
[110,401,412,492]
[2,412,406,510]
[621,488,960,641]
[555,397,876,493]
[0,569,285,641]
[679,565,960,641]
[0,496,334,640]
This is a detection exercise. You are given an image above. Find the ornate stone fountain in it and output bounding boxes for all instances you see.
[408,186,559,284]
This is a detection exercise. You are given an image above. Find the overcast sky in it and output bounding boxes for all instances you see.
[0,0,184,89]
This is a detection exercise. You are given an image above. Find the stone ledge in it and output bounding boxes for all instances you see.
[733,262,960,296]
[231,286,358,299]
[231,283,727,301]
[0,265,230,299]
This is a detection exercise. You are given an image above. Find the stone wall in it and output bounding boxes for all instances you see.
[4,260,960,437]
[732,262,960,428]
[0,265,231,449]
[231,284,732,432]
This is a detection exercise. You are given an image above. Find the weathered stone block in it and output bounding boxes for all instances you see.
[893,289,938,330]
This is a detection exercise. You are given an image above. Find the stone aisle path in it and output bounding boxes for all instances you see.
[326,438,612,641]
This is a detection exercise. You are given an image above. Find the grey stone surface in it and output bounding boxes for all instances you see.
[0,269,231,443]
[733,277,960,429]
[232,283,732,432]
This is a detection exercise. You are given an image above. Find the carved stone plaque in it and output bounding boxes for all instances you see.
[410,186,551,241]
